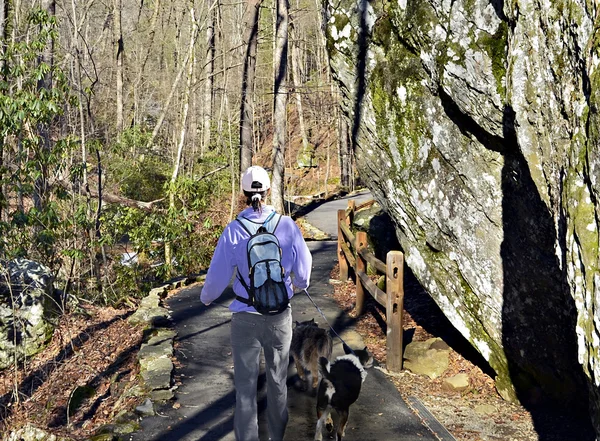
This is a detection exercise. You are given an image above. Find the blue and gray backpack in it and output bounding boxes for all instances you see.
[236,211,289,315]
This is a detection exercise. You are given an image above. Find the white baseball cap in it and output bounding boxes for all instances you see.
[241,166,271,192]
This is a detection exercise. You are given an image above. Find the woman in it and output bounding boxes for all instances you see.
[201,165,312,441]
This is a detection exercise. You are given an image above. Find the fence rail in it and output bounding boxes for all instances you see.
[337,199,405,372]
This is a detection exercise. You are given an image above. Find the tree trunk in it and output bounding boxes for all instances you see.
[165,6,198,275]
[271,0,289,213]
[70,0,101,288]
[339,116,351,190]
[0,0,6,74]
[146,33,196,151]
[290,12,311,167]
[33,0,55,213]
[239,0,262,174]
[114,0,124,137]
[132,0,160,131]
[0,0,9,223]
[202,3,216,157]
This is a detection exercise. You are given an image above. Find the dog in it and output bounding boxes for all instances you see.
[314,343,373,441]
[290,319,333,392]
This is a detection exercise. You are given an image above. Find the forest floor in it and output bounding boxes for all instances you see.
[0,306,145,439]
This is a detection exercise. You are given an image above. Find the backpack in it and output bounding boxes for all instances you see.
[235,211,289,315]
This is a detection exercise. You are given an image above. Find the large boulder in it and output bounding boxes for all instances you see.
[323,0,600,434]
[0,258,56,369]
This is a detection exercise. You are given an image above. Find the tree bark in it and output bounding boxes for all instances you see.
[270,0,289,213]
[239,0,262,174]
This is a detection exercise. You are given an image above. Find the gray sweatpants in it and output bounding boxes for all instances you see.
[231,308,292,441]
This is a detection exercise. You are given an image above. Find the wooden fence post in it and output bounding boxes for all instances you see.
[354,231,367,316]
[386,251,404,372]
[337,209,348,281]
[347,199,355,226]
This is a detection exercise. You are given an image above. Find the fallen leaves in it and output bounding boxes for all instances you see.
[0,305,144,439]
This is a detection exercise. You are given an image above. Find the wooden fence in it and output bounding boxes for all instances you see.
[337,199,405,372]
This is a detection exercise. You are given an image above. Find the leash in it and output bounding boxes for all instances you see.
[302,288,355,355]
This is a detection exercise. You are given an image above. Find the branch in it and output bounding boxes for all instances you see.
[53,164,228,212]
[88,189,165,212]
[54,179,164,212]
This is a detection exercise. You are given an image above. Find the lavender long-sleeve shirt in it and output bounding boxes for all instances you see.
[200,205,312,313]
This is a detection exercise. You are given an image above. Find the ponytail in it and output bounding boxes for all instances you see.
[244,190,267,212]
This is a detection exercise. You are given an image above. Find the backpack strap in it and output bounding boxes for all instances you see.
[235,211,277,235]
[236,268,252,305]
[262,212,281,234]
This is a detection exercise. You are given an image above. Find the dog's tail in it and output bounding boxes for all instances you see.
[318,356,332,382]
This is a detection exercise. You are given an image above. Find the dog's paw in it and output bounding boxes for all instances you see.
[325,419,333,433]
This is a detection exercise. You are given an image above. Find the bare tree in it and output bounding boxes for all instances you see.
[270,0,289,213]
[131,0,161,131]
[0,0,6,74]
[146,26,197,150]
[165,5,198,274]
[339,116,352,190]
[33,0,56,213]
[0,0,8,223]
[201,1,216,156]
[239,0,262,174]
[290,5,310,166]
[114,0,124,137]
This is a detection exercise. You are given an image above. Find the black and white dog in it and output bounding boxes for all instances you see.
[314,343,373,441]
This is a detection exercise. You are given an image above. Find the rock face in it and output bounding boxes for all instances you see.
[0,258,56,369]
[323,0,600,433]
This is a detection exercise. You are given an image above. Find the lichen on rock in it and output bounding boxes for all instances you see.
[323,0,600,434]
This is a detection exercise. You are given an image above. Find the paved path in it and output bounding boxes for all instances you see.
[129,193,438,441]
[302,190,372,239]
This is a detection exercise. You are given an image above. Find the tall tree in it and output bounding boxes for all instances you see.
[114,0,124,137]
[0,0,6,73]
[0,0,8,224]
[132,0,161,131]
[270,0,289,212]
[165,5,198,274]
[202,1,216,156]
[239,0,262,174]
[290,5,310,166]
[33,0,56,213]
[339,117,352,190]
